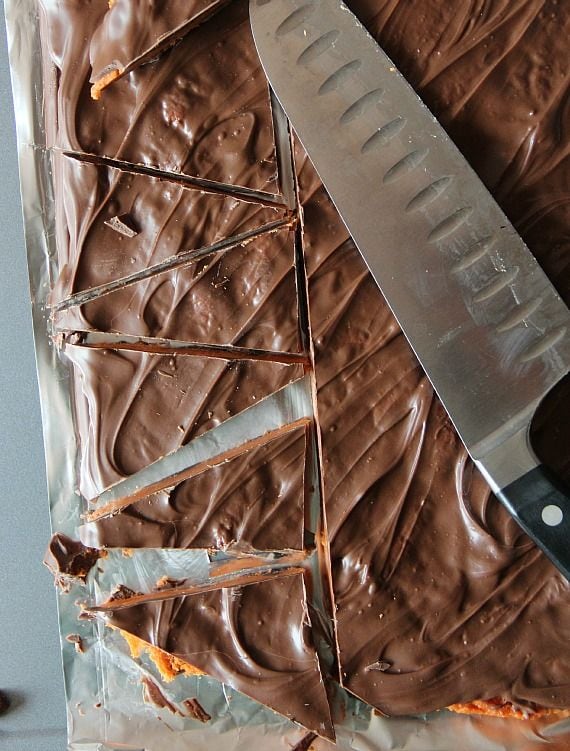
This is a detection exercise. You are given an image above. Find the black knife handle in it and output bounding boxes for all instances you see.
[497,466,570,580]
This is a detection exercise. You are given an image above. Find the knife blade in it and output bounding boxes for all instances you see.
[250,0,570,578]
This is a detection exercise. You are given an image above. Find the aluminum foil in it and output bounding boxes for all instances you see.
[4,0,570,748]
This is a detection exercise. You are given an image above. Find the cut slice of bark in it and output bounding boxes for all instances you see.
[81,426,307,551]
[66,344,303,501]
[108,572,335,739]
[89,0,230,99]
[50,156,288,305]
[54,222,301,354]
[40,0,280,194]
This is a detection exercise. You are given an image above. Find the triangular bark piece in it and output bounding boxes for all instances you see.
[50,156,287,304]
[108,573,334,739]
[81,426,307,551]
[54,224,301,354]
[89,0,230,99]
[66,344,303,500]
[40,0,280,194]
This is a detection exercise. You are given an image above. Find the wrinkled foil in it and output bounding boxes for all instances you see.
[4,0,570,748]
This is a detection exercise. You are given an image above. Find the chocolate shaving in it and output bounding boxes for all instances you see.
[183,698,212,723]
[104,214,138,238]
[291,732,317,751]
[142,677,181,715]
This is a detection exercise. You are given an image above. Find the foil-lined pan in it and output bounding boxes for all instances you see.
[4,0,570,748]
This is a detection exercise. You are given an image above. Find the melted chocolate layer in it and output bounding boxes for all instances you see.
[50,156,285,301]
[51,159,300,352]
[67,345,303,500]
[109,573,334,738]
[40,0,279,193]
[89,0,230,96]
[81,427,307,551]
[297,0,570,716]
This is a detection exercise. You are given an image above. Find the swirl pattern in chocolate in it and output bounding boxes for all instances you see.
[51,156,286,299]
[39,0,280,193]
[89,0,230,95]
[67,345,303,500]
[296,0,570,716]
[52,159,300,352]
[108,573,334,739]
[81,426,307,551]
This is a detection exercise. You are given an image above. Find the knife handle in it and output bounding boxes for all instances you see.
[497,466,570,580]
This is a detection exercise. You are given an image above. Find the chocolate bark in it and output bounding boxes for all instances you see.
[40,0,280,194]
[37,0,570,730]
[81,426,307,551]
[66,345,303,500]
[109,573,334,739]
[89,0,230,99]
[55,225,300,353]
[50,156,287,303]
[297,0,570,716]
[51,159,300,352]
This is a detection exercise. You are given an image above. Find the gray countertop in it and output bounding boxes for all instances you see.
[0,2,68,748]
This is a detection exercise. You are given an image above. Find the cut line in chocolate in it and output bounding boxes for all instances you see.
[271,94,297,212]
[292,139,346,684]
[80,424,309,552]
[52,218,292,313]
[85,377,313,521]
[62,151,290,208]
[87,559,308,612]
[59,330,309,365]
[289,140,340,682]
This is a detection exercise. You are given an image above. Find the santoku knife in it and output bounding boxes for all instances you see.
[250,0,570,578]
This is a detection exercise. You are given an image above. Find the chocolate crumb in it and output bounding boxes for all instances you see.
[0,691,10,714]
[183,698,211,723]
[108,584,140,602]
[78,609,97,621]
[66,634,85,653]
[43,533,104,591]
[366,659,392,672]
[104,214,138,238]
[142,677,181,715]
[291,732,317,751]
